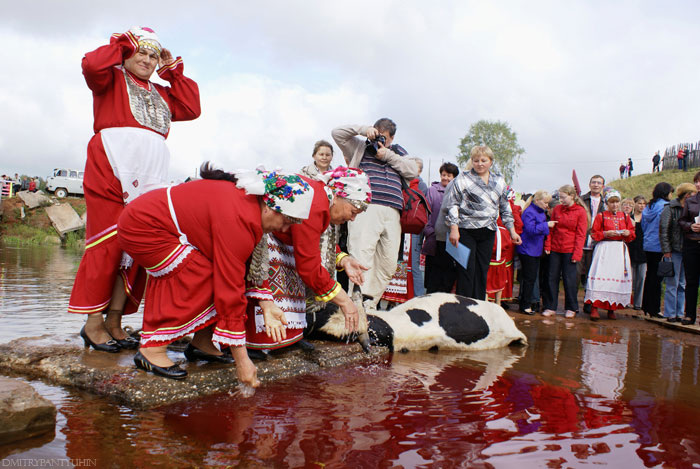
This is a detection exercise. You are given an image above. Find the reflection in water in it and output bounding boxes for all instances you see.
[2,246,700,466]
[0,246,142,342]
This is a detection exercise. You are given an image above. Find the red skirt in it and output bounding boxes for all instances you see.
[118,216,219,348]
[381,234,414,304]
[487,227,512,298]
[68,134,145,315]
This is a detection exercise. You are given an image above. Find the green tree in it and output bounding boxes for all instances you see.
[457,120,525,184]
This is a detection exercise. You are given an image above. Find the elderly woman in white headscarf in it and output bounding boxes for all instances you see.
[584,189,636,321]
[244,167,371,354]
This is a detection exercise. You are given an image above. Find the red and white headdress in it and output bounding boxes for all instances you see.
[128,26,162,56]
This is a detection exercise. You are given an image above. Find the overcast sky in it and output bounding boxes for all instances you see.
[1,0,698,192]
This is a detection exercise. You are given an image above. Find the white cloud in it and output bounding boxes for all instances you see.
[2,0,700,191]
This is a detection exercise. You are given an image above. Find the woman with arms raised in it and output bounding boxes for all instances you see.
[70,26,201,352]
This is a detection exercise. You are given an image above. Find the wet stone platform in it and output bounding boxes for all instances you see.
[0,335,385,409]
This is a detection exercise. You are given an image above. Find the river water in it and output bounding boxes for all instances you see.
[2,245,700,467]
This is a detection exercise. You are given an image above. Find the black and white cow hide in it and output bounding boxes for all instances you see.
[305,292,528,352]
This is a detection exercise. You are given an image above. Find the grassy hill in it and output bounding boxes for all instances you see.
[608,169,698,200]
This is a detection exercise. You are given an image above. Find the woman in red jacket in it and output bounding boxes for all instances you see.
[584,190,635,320]
[117,165,314,381]
[542,185,589,318]
[70,26,201,352]
[244,167,371,353]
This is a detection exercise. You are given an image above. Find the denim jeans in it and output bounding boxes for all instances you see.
[663,252,686,318]
[630,261,646,309]
[411,233,425,297]
[546,251,579,312]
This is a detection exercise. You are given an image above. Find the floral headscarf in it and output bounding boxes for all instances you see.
[320,167,372,210]
[236,168,314,220]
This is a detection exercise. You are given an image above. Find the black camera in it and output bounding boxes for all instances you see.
[366,135,386,155]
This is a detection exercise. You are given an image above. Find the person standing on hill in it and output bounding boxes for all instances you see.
[627,158,634,177]
[652,151,661,173]
[678,146,688,171]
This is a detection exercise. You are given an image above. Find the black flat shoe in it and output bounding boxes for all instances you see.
[651,312,664,319]
[184,343,235,364]
[519,308,535,315]
[247,348,269,361]
[133,351,187,380]
[80,326,121,353]
[681,318,695,326]
[296,339,316,351]
[113,335,140,350]
[666,317,679,323]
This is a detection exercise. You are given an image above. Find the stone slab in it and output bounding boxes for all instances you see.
[0,377,56,445]
[0,335,386,410]
[643,316,700,334]
[45,203,84,237]
[16,190,50,209]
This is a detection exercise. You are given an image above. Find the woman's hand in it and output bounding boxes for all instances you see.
[449,225,460,247]
[340,256,368,285]
[231,346,260,388]
[620,229,630,237]
[159,48,175,67]
[332,291,359,333]
[510,229,522,245]
[547,220,558,228]
[692,222,700,233]
[259,300,287,343]
[545,250,550,255]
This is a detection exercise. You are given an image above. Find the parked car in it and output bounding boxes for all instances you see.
[46,168,84,198]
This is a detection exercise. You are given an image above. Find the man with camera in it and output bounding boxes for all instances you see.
[332,118,419,309]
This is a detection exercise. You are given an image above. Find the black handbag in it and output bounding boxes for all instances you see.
[657,257,675,278]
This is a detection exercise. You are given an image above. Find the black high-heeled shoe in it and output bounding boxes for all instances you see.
[133,351,188,380]
[112,335,139,350]
[184,343,235,363]
[80,326,121,353]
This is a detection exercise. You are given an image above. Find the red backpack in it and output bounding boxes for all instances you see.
[400,179,431,234]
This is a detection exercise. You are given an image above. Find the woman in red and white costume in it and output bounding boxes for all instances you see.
[69,26,201,352]
[584,190,635,321]
[117,164,315,381]
[245,167,371,354]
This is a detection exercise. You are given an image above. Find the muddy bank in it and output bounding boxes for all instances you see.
[0,335,385,410]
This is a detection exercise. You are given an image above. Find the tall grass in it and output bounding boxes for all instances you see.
[609,169,698,200]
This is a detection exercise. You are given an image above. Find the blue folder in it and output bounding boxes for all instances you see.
[446,240,471,269]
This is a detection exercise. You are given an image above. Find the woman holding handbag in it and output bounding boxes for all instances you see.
[659,183,697,322]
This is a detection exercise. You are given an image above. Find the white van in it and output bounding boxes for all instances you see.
[46,168,84,198]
